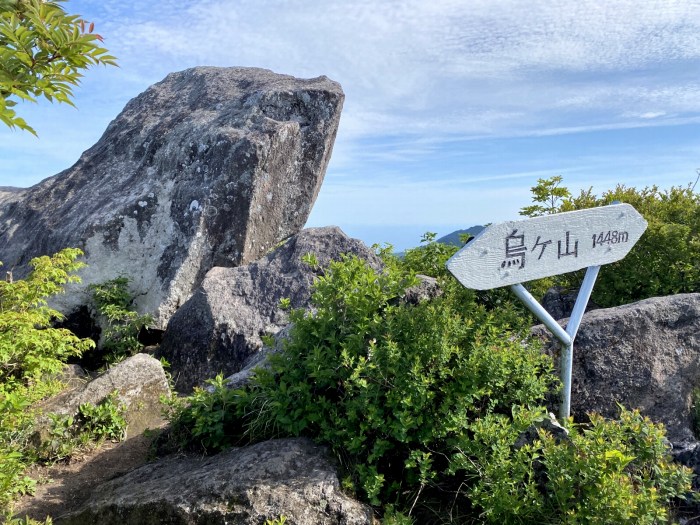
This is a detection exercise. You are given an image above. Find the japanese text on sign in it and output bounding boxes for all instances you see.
[500,228,629,270]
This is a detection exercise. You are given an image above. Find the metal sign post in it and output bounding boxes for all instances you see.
[446,204,647,419]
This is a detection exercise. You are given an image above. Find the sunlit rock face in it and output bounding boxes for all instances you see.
[532,292,700,443]
[0,67,344,327]
[58,438,374,525]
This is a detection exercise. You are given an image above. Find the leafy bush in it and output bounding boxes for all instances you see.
[166,255,556,510]
[401,232,544,329]
[0,248,95,514]
[165,243,692,522]
[401,232,460,279]
[37,392,127,463]
[0,248,94,387]
[521,177,700,307]
[163,374,240,454]
[0,445,34,512]
[77,391,127,442]
[89,277,153,363]
[1,511,53,524]
[460,407,691,524]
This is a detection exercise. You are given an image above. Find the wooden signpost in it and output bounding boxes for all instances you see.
[446,203,647,419]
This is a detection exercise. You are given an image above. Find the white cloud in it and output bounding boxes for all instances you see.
[89,0,700,141]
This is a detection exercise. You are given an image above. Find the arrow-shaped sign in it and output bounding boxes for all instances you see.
[446,204,647,290]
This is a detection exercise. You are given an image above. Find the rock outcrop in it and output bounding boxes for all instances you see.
[158,226,381,392]
[532,293,700,443]
[0,67,344,328]
[57,438,374,525]
[541,286,598,320]
[221,324,292,391]
[36,353,169,440]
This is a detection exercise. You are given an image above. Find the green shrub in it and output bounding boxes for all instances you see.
[2,516,53,525]
[169,255,555,511]
[163,374,241,454]
[0,248,94,386]
[401,232,459,279]
[521,177,700,307]
[77,391,127,442]
[0,248,95,513]
[460,407,691,524]
[401,232,544,329]
[165,247,692,522]
[89,277,153,363]
[0,445,34,512]
[37,392,127,462]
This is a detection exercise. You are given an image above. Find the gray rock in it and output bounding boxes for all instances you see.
[57,438,374,525]
[0,67,344,328]
[532,293,700,443]
[221,324,292,391]
[36,353,170,440]
[401,274,442,305]
[541,285,598,320]
[158,226,381,392]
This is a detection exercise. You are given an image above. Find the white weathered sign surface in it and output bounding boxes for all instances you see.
[446,204,647,290]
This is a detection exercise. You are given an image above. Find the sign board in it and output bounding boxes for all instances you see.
[446,204,647,290]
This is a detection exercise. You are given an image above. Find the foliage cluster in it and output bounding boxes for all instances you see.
[0,248,96,514]
[521,176,700,307]
[264,516,287,525]
[0,253,132,516]
[38,391,127,462]
[461,407,690,524]
[89,277,152,364]
[0,248,93,387]
[252,255,554,510]
[400,232,547,328]
[163,373,240,454]
[0,0,117,134]
[165,245,692,523]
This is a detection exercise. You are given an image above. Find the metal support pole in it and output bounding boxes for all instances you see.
[510,283,571,346]
[559,265,600,420]
[511,264,600,420]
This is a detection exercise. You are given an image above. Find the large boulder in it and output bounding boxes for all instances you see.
[57,438,374,525]
[0,67,344,328]
[532,293,700,443]
[158,226,381,392]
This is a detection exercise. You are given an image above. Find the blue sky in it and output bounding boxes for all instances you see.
[1,0,699,250]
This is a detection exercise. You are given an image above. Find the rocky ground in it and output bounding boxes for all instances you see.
[16,428,163,521]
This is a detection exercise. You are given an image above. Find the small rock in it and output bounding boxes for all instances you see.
[401,274,442,305]
[36,353,170,440]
